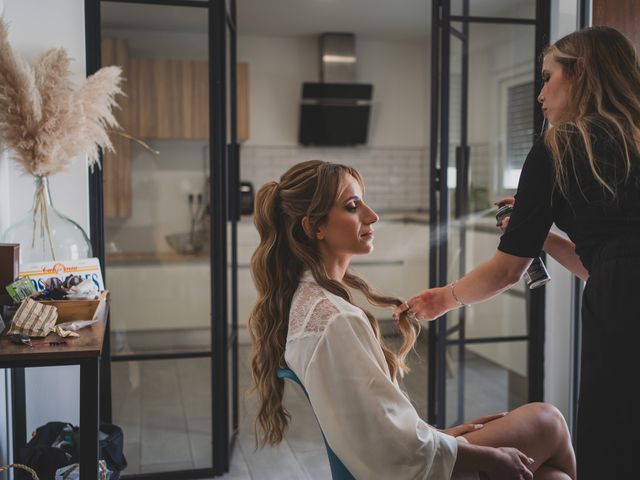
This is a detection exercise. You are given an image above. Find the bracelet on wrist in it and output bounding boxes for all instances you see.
[450,281,467,308]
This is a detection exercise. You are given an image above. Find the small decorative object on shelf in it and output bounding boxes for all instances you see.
[0,17,122,263]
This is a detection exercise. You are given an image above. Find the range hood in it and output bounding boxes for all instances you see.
[298,33,373,146]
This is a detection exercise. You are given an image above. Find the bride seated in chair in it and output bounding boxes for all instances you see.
[248,160,576,480]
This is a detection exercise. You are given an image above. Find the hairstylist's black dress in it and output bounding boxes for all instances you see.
[498,133,640,480]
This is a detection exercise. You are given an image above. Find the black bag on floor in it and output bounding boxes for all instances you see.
[98,423,127,473]
[17,421,127,480]
[17,422,72,480]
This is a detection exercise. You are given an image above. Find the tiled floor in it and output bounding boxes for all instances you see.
[111,334,526,478]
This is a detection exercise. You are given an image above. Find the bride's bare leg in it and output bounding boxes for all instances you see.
[533,465,573,480]
[462,402,576,479]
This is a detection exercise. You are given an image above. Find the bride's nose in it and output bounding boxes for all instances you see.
[364,205,379,224]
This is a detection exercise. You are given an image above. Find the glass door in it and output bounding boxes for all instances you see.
[87,0,237,477]
[428,0,550,427]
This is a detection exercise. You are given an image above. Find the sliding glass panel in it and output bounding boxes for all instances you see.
[101,1,213,475]
[467,22,536,202]
[111,357,213,473]
[443,19,536,427]
[446,341,529,422]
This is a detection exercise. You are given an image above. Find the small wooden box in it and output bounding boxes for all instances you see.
[0,243,19,306]
[35,290,109,324]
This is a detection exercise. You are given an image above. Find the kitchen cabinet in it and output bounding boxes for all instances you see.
[108,261,210,332]
[129,58,208,139]
[101,37,133,218]
[101,38,250,217]
[129,58,249,141]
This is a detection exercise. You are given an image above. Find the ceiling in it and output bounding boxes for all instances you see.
[101,0,534,41]
[236,0,430,41]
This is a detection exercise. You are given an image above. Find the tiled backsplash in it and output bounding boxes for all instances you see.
[240,142,493,212]
[106,141,494,254]
[240,145,430,212]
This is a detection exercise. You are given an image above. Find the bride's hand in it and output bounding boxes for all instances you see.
[438,412,508,437]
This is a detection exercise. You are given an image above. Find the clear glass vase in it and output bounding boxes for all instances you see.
[1,175,92,264]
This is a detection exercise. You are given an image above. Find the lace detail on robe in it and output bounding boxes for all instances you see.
[287,280,340,342]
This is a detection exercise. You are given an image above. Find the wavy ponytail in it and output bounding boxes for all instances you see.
[248,160,419,448]
[248,181,302,447]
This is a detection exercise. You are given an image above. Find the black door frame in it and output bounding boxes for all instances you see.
[85,0,239,477]
[428,0,551,428]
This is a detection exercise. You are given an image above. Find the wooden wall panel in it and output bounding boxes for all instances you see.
[593,0,640,51]
[131,60,248,141]
[191,61,210,140]
[237,62,249,142]
[101,37,132,218]
[131,59,212,140]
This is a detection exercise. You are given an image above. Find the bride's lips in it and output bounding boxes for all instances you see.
[360,230,374,239]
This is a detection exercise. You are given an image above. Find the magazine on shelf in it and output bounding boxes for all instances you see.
[19,258,105,292]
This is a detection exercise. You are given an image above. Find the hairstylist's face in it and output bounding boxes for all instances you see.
[538,53,571,124]
[316,174,379,259]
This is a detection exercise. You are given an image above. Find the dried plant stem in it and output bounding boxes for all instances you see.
[31,179,56,260]
[110,129,160,155]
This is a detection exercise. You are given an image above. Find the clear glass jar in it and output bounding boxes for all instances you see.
[0,176,92,264]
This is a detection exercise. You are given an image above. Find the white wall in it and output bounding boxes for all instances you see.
[235,34,432,213]
[0,0,87,459]
[238,35,430,147]
[103,29,431,148]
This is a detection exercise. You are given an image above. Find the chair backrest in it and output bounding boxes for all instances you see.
[277,368,355,480]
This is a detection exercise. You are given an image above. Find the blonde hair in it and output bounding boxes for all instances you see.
[543,26,640,199]
[248,160,420,447]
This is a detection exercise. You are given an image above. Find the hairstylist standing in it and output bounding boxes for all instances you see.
[395,26,640,480]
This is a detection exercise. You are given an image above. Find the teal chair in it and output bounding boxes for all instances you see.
[277,368,355,480]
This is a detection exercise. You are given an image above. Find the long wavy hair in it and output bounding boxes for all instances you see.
[543,26,640,199]
[248,160,420,447]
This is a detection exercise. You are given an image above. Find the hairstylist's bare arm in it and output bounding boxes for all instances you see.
[454,441,534,480]
[393,251,531,321]
[544,232,589,281]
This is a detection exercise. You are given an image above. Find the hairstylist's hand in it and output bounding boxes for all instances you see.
[494,197,515,206]
[484,447,534,480]
[494,196,515,229]
[392,287,450,322]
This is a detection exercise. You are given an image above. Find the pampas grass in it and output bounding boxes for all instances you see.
[0,17,122,177]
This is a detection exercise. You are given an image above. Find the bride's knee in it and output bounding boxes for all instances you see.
[524,402,570,441]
